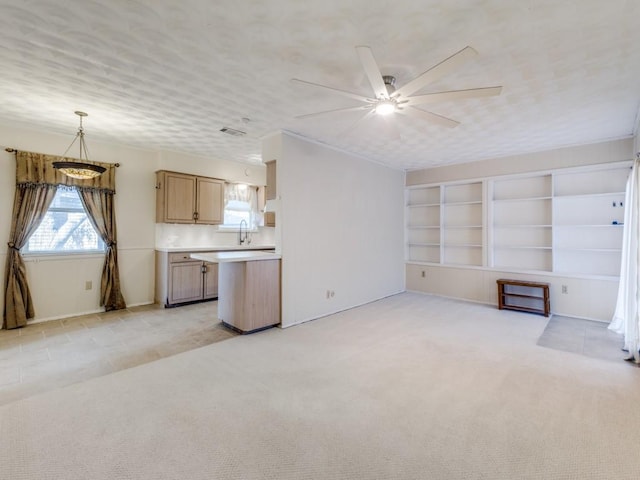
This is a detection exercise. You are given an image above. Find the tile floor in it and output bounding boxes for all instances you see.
[0,301,236,406]
[537,315,631,363]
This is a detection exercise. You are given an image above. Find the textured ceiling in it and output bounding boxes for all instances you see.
[0,0,639,170]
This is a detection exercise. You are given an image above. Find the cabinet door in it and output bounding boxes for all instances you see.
[203,262,219,299]
[169,262,203,304]
[264,212,275,227]
[265,160,276,200]
[159,172,196,223]
[196,177,224,224]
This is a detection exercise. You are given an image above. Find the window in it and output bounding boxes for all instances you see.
[223,183,260,229]
[23,188,105,254]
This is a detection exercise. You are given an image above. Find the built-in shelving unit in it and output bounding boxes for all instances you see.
[442,182,483,266]
[406,186,441,263]
[406,182,484,266]
[552,166,628,277]
[406,161,631,279]
[491,174,552,272]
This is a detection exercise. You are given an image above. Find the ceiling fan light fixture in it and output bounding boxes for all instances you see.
[375,100,396,116]
[53,111,106,179]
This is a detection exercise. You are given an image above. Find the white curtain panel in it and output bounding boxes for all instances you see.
[609,157,640,363]
[224,183,259,227]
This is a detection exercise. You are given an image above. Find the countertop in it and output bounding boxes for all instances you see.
[191,251,281,263]
[156,245,275,253]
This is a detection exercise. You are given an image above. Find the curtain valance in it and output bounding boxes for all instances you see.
[15,150,117,193]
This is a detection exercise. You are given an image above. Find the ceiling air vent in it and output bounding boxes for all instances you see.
[220,127,246,137]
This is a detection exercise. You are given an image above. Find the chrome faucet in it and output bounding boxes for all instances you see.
[239,219,249,245]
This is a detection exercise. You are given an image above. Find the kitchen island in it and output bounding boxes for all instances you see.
[190,251,281,334]
[155,245,275,307]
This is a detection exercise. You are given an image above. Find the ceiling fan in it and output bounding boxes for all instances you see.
[292,45,502,132]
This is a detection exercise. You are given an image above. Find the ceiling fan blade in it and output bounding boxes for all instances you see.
[393,46,478,99]
[397,106,460,128]
[295,105,372,120]
[291,78,374,103]
[355,46,389,100]
[405,86,503,106]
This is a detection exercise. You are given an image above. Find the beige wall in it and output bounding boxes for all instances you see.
[407,138,634,186]
[273,133,406,328]
[0,124,266,323]
[406,264,618,322]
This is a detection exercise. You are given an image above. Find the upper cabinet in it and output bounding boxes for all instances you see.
[264,160,276,227]
[195,177,224,224]
[265,160,276,200]
[156,170,224,224]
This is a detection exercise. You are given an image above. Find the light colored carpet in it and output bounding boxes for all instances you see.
[1,292,639,479]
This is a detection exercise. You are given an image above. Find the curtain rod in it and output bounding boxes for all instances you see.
[4,147,120,167]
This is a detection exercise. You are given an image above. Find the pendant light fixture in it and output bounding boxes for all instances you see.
[53,111,106,179]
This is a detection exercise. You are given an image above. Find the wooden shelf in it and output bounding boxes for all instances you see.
[444,200,482,206]
[554,191,625,199]
[493,196,553,203]
[407,202,440,208]
[497,279,550,317]
[494,245,552,250]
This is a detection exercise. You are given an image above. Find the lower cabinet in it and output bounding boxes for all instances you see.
[156,251,218,307]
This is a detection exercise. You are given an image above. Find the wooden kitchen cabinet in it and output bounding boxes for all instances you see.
[196,178,224,224]
[169,260,204,304]
[156,170,224,224]
[264,160,276,227]
[265,160,276,200]
[218,258,281,333]
[203,261,218,299]
[156,251,218,307]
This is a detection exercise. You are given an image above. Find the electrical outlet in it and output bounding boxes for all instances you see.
[561,285,568,294]
[421,270,426,278]
[85,281,92,291]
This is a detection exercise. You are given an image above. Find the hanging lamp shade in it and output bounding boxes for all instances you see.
[53,111,106,179]
[52,161,105,179]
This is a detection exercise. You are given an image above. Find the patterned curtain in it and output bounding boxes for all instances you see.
[3,183,57,329]
[3,151,124,329]
[78,189,126,311]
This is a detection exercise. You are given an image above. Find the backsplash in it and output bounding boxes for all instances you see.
[156,223,275,249]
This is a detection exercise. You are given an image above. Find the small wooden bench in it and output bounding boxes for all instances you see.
[497,279,550,317]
